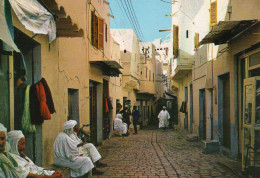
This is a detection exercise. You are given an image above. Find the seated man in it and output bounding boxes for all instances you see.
[7,130,62,178]
[0,123,20,178]
[53,120,94,178]
[71,124,107,174]
[114,114,128,136]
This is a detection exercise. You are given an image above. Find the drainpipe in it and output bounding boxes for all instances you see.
[211,43,214,140]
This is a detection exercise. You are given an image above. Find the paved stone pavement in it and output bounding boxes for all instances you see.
[93,129,241,178]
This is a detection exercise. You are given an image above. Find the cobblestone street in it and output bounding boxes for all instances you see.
[93,128,241,178]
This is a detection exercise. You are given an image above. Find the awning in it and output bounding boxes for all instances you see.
[199,20,258,45]
[90,61,123,77]
[164,92,177,99]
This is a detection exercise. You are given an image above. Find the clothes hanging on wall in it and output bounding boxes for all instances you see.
[40,78,56,114]
[179,101,187,113]
[30,78,55,125]
[14,79,27,130]
[22,85,36,133]
[105,98,109,113]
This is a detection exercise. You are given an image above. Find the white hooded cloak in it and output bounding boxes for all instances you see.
[114,114,127,134]
[158,109,170,128]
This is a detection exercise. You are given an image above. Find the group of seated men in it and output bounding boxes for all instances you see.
[0,120,106,178]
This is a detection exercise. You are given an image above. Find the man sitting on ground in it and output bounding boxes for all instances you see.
[7,130,62,178]
[0,123,20,178]
[114,114,128,136]
[70,122,107,175]
[53,120,94,178]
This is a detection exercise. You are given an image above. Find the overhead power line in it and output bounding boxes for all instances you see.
[159,0,176,4]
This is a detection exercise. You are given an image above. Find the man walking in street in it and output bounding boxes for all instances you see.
[158,106,170,131]
[132,106,141,135]
[120,106,131,129]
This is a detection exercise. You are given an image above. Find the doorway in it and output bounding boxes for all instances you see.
[0,41,10,130]
[89,81,97,144]
[199,89,206,140]
[218,73,231,149]
[190,84,193,132]
[184,86,188,129]
[68,89,79,124]
[13,29,42,165]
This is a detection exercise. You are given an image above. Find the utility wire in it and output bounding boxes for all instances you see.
[125,0,143,40]
[159,0,176,4]
[118,0,140,40]
[109,5,127,49]
[128,0,149,47]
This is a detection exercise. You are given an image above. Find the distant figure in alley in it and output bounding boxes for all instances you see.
[158,106,170,131]
[132,106,141,134]
[53,120,94,177]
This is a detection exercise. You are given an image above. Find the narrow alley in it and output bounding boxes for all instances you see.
[93,128,240,178]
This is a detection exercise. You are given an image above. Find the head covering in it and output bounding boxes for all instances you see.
[116,113,122,119]
[163,106,166,109]
[0,123,7,136]
[7,130,25,155]
[64,120,77,130]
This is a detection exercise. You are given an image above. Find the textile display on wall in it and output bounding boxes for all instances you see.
[30,78,55,125]
[179,101,187,113]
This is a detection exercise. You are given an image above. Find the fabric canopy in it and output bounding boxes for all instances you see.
[0,0,20,52]
[9,0,56,42]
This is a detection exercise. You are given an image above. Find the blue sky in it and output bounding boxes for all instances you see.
[108,0,172,42]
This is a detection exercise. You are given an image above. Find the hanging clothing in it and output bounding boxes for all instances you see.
[14,80,27,130]
[70,132,101,163]
[107,98,113,110]
[36,82,51,120]
[8,0,56,42]
[40,78,56,114]
[30,84,44,125]
[180,101,187,113]
[53,132,94,177]
[22,85,36,133]
[0,152,20,178]
[105,98,109,113]
[158,110,170,128]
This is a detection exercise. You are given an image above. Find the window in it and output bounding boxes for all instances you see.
[124,49,127,53]
[186,30,189,38]
[145,68,147,78]
[173,25,179,57]
[149,70,151,81]
[105,23,107,43]
[153,73,154,82]
[210,1,217,28]
[140,71,142,75]
[194,33,199,50]
[91,11,104,49]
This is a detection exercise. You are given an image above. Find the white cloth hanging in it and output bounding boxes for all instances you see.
[8,0,56,42]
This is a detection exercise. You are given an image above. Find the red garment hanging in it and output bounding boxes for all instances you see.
[36,82,51,120]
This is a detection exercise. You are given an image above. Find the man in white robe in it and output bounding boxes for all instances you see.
[158,106,170,131]
[0,123,20,178]
[70,123,107,174]
[114,114,128,135]
[53,120,94,178]
[7,130,62,178]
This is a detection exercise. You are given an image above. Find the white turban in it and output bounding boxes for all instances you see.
[163,106,166,109]
[64,120,77,130]
[116,114,122,119]
[0,123,7,136]
[7,130,25,155]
